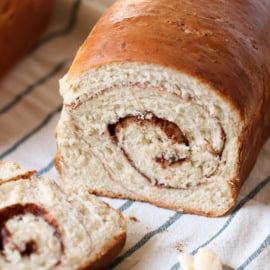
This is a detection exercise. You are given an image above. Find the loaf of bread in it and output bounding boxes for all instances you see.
[55,0,270,216]
[0,162,126,270]
[0,0,54,78]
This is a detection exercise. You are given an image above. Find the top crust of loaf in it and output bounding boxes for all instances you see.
[67,0,270,125]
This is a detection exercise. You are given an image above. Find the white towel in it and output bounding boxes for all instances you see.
[0,1,269,269]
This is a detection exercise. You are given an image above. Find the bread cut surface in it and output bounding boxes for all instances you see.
[55,0,270,216]
[0,162,126,270]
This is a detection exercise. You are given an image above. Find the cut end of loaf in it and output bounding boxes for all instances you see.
[0,162,126,269]
[56,63,243,217]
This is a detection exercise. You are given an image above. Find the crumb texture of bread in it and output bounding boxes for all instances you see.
[179,247,223,270]
[0,162,36,183]
[56,0,270,217]
[0,162,126,270]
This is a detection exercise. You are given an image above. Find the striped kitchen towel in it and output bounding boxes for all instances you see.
[0,0,269,269]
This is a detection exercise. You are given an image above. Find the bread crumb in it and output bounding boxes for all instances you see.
[129,216,139,222]
[178,247,223,270]
[175,243,184,253]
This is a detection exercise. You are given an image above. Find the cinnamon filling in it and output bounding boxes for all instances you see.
[0,203,64,260]
[0,225,10,252]
[20,240,38,257]
[108,113,189,167]
[107,111,225,189]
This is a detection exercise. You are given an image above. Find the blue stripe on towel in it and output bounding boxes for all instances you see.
[36,159,55,176]
[118,200,134,212]
[109,212,183,269]
[0,105,62,160]
[0,61,67,114]
[31,0,81,52]
[168,176,270,270]
[237,233,270,270]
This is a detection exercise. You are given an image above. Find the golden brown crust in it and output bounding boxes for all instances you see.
[80,227,126,270]
[0,170,36,184]
[77,200,126,270]
[68,0,270,121]
[0,0,54,78]
[88,189,232,218]
[0,161,36,184]
[54,149,64,182]
[54,127,65,183]
[66,0,270,212]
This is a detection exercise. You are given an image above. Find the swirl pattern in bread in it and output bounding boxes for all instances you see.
[0,162,126,270]
[55,0,270,216]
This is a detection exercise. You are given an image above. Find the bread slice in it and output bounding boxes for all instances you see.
[55,0,270,216]
[0,162,126,270]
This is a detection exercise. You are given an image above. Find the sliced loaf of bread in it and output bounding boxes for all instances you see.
[55,0,270,216]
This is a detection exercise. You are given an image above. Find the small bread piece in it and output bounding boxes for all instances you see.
[179,248,223,270]
[179,253,195,270]
[0,162,126,270]
[194,248,223,270]
[0,0,54,78]
[55,0,270,216]
[0,162,36,183]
